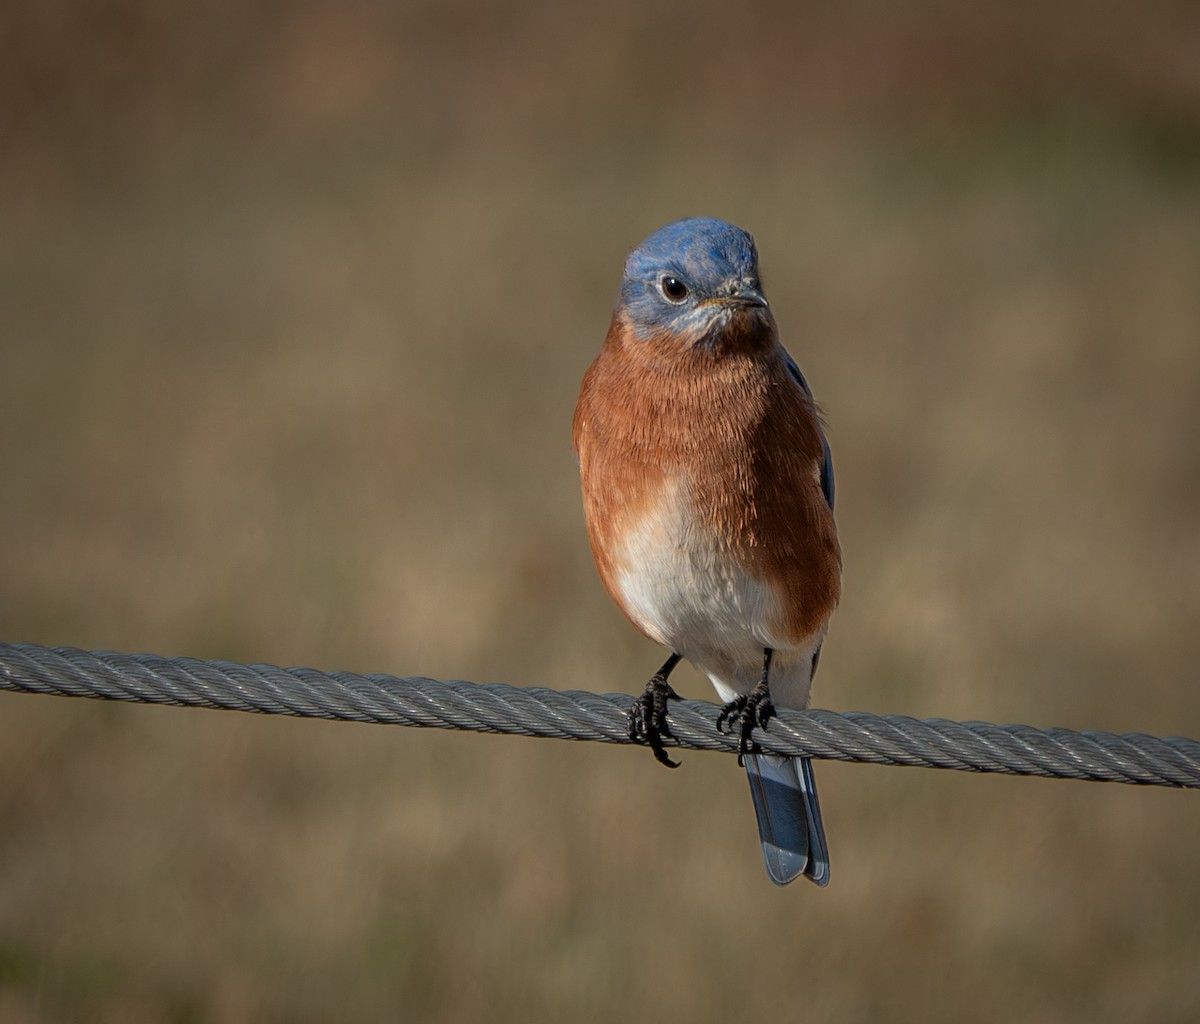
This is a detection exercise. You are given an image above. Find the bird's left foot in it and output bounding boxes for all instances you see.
[716,679,776,767]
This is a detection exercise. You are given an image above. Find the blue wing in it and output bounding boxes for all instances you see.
[785,353,835,511]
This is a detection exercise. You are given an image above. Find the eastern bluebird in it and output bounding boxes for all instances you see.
[572,218,841,886]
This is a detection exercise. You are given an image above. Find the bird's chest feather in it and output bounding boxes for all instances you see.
[608,476,788,661]
[573,340,841,660]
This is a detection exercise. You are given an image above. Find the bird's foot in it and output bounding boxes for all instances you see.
[629,670,682,768]
[716,679,776,767]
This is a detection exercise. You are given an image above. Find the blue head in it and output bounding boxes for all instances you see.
[618,218,772,347]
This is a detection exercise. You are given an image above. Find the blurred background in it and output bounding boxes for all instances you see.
[2,0,1199,1020]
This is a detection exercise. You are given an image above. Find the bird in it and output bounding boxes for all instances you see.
[572,217,841,886]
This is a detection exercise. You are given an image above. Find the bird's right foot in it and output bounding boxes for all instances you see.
[628,655,683,768]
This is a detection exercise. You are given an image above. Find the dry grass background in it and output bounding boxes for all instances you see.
[2,1,1200,1021]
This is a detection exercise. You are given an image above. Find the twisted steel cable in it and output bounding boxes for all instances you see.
[1,642,1198,788]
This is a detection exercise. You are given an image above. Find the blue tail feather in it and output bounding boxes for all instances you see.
[744,753,830,887]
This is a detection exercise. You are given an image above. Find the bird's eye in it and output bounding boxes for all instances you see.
[660,276,689,303]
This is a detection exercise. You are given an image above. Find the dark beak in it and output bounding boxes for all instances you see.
[731,285,768,309]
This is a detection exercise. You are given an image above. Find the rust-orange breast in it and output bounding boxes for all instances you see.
[573,313,842,649]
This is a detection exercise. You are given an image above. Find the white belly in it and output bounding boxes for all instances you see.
[612,481,823,707]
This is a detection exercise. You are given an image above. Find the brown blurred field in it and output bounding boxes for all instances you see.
[2,1,1200,1021]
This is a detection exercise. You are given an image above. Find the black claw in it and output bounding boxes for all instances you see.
[718,650,777,767]
[628,655,683,768]
[715,697,743,735]
[754,692,777,730]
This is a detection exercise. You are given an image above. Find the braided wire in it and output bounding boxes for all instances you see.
[1,642,1197,788]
